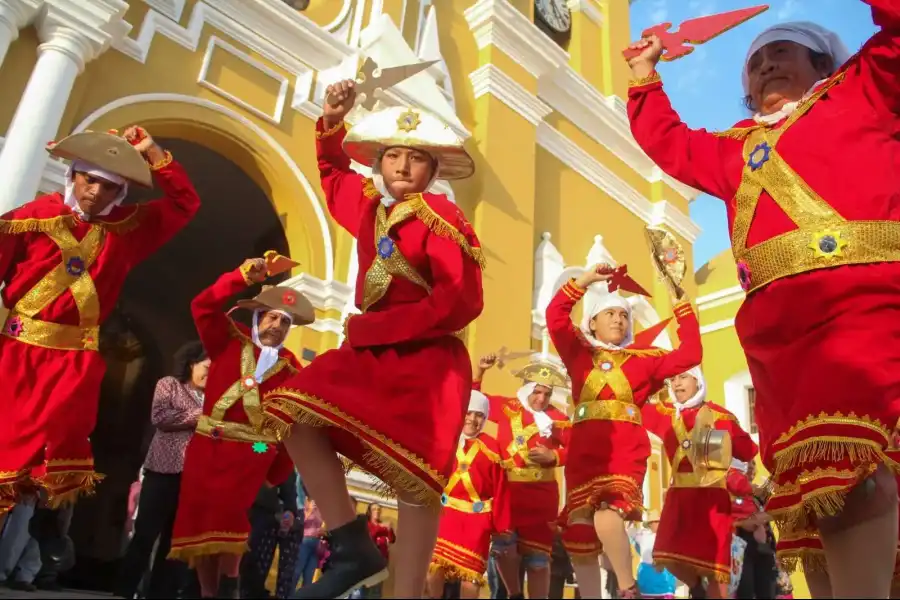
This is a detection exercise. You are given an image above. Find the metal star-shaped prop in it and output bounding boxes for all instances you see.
[252,441,269,454]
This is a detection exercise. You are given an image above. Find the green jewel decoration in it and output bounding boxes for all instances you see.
[252,441,269,454]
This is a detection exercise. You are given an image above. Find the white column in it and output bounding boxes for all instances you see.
[0,1,37,71]
[0,25,90,213]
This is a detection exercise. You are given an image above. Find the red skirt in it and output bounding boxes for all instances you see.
[169,433,287,565]
[0,337,105,509]
[561,419,649,525]
[561,522,601,558]
[653,487,734,583]
[431,507,492,585]
[262,335,471,504]
[508,479,559,554]
[735,263,900,572]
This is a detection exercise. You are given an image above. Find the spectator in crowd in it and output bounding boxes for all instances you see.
[363,504,395,599]
[241,470,303,599]
[732,461,777,599]
[0,491,41,592]
[294,496,324,590]
[115,341,209,599]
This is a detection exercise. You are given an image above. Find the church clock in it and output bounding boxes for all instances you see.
[534,0,572,38]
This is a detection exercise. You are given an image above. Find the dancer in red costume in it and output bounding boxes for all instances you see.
[472,354,570,600]
[547,264,701,599]
[641,368,758,597]
[626,3,900,595]
[259,78,484,599]
[168,257,314,598]
[426,390,511,599]
[0,127,199,510]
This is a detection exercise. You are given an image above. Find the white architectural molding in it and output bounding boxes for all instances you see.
[197,36,290,125]
[416,4,458,112]
[281,272,355,329]
[39,0,132,70]
[0,0,41,67]
[0,136,67,194]
[699,318,735,335]
[723,370,758,442]
[650,200,702,243]
[464,0,570,78]
[346,469,399,508]
[535,123,699,243]
[567,0,603,26]
[469,64,552,126]
[72,93,336,279]
[696,285,744,312]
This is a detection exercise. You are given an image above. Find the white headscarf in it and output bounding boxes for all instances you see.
[742,22,852,122]
[516,381,554,438]
[668,366,707,418]
[731,458,749,473]
[460,390,491,447]
[372,148,440,207]
[64,159,129,220]
[580,288,634,350]
[251,308,292,381]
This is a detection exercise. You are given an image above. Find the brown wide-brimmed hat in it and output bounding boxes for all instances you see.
[47,131,153,188]
[235,286,315,326]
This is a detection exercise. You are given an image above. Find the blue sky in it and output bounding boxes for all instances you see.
[629,0,877,269]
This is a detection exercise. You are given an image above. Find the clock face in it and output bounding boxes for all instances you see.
[535,0,572,34]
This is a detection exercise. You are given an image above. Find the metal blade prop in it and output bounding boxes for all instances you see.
[328,57,439,111]
[607,265,651,297]
[496,346,534,370]
[623,5,769,62]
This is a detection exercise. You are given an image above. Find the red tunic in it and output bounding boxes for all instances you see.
[547,280,701,557]
[474,380,569,556]
[261,119,484,505]
[642,401,758,582]
[627,0,900,573]
[0,156,199,509]
[169,268,300,564]
[431,434,511,585]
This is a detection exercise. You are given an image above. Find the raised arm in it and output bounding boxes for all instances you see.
[857,0,900,116]
[345,211,484,348]
[648,301,702,385]
[546,280,589,365]
[626,37,740,200]
[640,399,674,441]
[191,259,264,358]
[150,377,200,432]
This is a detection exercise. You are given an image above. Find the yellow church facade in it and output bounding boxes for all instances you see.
[0,0,770,595]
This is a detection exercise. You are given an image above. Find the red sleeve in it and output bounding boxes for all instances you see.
[491,457,512,534]
[346,224,484,348]
[640,402,674,440]
[0,231,21,287]
[857,0,900,117]
[266,447,296,486]
[552,421,571,467]
[127,157,201,264]
[721,414,759,463]
[316,118,366,237]
[727,469,757,520]
[191,267,252,358]
[627,75,739,201]
[546,279,588,365]
[648,302,702,386]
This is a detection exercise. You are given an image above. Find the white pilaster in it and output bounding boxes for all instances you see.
[0,0,129,214]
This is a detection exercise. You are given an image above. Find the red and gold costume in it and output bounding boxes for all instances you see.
[169,268,303,563]
[642,399,758,582]
[546,280,701,557]
[431,433,510,585]
[474,367,570,558]
[627,0,900,572]
[260,108,484,504]
[0,141,198,508]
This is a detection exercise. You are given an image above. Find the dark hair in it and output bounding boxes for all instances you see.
[742,48,834,112]
[172,341,208,383]
[365,503,380,519]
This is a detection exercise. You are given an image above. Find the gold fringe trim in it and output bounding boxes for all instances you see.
[713,126,763,140]
[623,347,669,358]
[168,540,249,567]
[261,396,441,505]
[149,150,173,171]
[429,557,486,586]
[412,198,486,270]
[770,464,880,531]
[0,209,143,236]
[776,548,828,575]
[628,72,662,89]
[653,555,730,583]
[363,178,381,200]
[41,471,105,509]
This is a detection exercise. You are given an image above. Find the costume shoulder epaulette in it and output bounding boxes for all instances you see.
[624,346,670,358]
[414,193,486,269]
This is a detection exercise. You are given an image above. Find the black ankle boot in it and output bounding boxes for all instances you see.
[216,575,239,599]
[292,515,388,599]
[689,580,707,599]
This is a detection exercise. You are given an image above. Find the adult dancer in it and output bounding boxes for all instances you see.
[626,3,900,595]
[168,258,313,598]
[547,264,701,598]
[426,390,510,599]
[641,368,758,597]
[259,79,484,598]
[473,354,570,600]
[0,127,199,509]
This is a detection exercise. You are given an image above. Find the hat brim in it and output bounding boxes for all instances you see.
[235,297,316,326]
[343,139,475,180]
[48,132,154,188]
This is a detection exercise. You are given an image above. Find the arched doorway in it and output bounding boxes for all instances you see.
[62,137,289,591]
